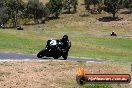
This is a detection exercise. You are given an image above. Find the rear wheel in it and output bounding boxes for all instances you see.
[37,49,45,58]
[62,52,68,60]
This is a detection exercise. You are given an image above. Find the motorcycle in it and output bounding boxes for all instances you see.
[110,31,117,36]
[37,39,70,60]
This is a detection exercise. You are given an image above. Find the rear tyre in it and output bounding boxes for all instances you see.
[37,49,45,58]
[62,52,68,60]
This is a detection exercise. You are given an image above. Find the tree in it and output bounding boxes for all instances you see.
[104,0,121,18]
[6,0,25,28]
[92,0,100,8]
[63,0,78,13]
[63,0,72,13]
[84,0,101,13]
[128,4,132,13]
[124,0,132,12]
[26,0,49,24]
[72,0,78,12]
[0,0,9,25]
[0,7,9,25]
[0,0,5,7]
[46,0,63,18]
[97,0,104,14]
[84,0,90,11]
[124,0,130,7]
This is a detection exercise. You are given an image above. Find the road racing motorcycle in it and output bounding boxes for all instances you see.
[37,39,71,60]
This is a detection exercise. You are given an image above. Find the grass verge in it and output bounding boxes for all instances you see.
[0,61,131,88]
[0,29,132,61]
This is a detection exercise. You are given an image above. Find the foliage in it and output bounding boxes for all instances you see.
[0,0,131,27]
[46,0,63,18]
[6,0,25,27]
[26,0,49,24]
[84,0,103,14]
[124,0,132,12]
[0,7,9,25]
[0,0,8,25]
[63,0,78,13]
[104,0,121,18]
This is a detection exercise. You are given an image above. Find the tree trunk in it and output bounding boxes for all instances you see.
[12,10,19,28]
[12,13,17,28]
[86,4,90,13]
[34,14,36,24]
[12,19,16,28]
[68,2,71,13]
[73,5,77,13]
[68,7,71,13]
[112,12,116,18]
[55,13,59,18]
[86,5,90,10]
[41,17,46,24]
[34,9,38,24]
[97,4,102,14]
[94,4,96,11]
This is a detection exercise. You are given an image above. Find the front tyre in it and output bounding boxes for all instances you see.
[37,49,45,58]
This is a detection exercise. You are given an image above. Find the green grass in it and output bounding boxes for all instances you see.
[0,30,44,53]
[81,84,112,88]
[0,29,132,62]
[71,36,132,61]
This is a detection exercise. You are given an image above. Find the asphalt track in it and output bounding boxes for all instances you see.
[0,53,112,62]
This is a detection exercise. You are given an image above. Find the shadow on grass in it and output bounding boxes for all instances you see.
[121,11,132,14]
[98,16,123,22]
[63,11,76,14]
[48,16,61,20]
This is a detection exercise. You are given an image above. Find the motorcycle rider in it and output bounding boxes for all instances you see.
[37,35,71,59]
[58,35,71,59]
[60,35,71,52]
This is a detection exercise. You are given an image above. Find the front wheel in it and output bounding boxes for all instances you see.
[37,49,45,58]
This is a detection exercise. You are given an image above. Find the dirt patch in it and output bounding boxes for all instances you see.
[0,60,131,88]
